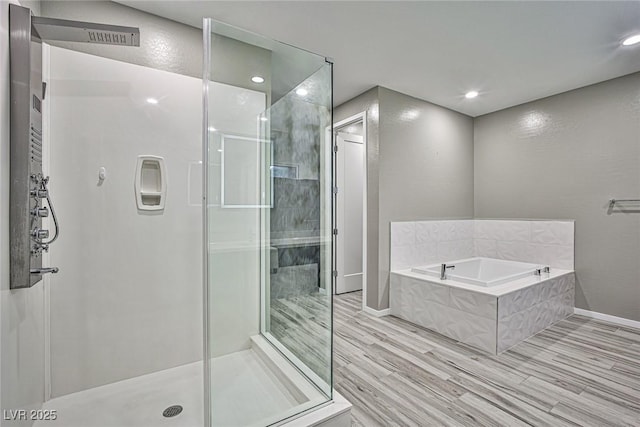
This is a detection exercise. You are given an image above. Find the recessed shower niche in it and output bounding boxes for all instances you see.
[135,155,166,210]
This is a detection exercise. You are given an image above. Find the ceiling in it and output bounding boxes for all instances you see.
[117,1,640,117]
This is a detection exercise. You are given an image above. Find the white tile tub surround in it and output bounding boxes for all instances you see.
[497,274,575,353]
[475,220,574,270]
[390,219,574,270]
[390,271,575,354]
[390,220,474,270]
[389,274,497,353]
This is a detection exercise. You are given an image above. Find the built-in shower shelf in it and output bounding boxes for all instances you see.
[135,155,166,211]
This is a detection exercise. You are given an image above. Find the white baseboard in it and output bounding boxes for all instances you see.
[574,308,640,329]
[362,306,391,317]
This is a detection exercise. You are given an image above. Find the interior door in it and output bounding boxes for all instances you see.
[335,131,364,294]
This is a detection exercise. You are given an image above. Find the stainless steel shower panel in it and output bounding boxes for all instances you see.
[31,16,140,46]
[9,4,45,288]
[9,5,141,289]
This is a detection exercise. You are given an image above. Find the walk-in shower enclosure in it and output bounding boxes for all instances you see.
[3,5,333,426]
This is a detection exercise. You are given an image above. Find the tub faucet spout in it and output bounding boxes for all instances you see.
[440,263,455,280]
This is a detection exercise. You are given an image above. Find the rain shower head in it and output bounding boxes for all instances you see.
[32,16,140,46]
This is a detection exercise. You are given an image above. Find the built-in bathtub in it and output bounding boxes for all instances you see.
[390,256,575,354]
[389,219,576,354]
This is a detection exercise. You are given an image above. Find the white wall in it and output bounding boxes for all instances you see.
[46,46,266,396]
[207,81,266,358]
[47,46,203,396]
[1,1,45,425]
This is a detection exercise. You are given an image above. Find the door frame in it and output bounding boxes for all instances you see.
[332,112,367,310]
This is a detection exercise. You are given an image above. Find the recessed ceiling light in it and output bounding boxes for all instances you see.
[146,97,159,104]
[296,88,308,96]
[251,76,265,83]
[622,34,640,46]
[465,91,479,99]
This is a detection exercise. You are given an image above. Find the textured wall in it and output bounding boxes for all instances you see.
[40,0,272,96]
[377,87,474,310]
[475,72,640,322]
[40,0,202,79]
[335,87,474,311]
[334,87,380,309]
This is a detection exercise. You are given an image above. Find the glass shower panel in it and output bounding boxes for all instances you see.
[204,19,333,427]
[263,66,333,393]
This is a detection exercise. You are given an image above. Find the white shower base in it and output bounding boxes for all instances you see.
[35,337,334,427]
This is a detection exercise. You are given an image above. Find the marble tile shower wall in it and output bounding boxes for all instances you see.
[270,178,320,236]
[391,219,574,270]
[270,180,322,300]
[268,69,330,302]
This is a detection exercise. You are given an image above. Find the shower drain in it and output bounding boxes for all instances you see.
[162,405,183,418]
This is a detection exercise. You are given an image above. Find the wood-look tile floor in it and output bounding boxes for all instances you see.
[271,294,332,384]
[334,291,640,427]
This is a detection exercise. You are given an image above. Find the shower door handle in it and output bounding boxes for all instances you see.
[30,267,59,275]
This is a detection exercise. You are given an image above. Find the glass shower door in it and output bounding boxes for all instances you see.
[203,19,333,427]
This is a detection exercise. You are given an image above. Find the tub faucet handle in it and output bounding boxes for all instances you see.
[543,266,550,273]
[30,267,59,275]
[534,268,542,276]
[440,263,455,280]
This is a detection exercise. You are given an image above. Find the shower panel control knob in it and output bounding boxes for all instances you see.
[32,229,49,239]
[30,189,48,198]
[32,207,49,217]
